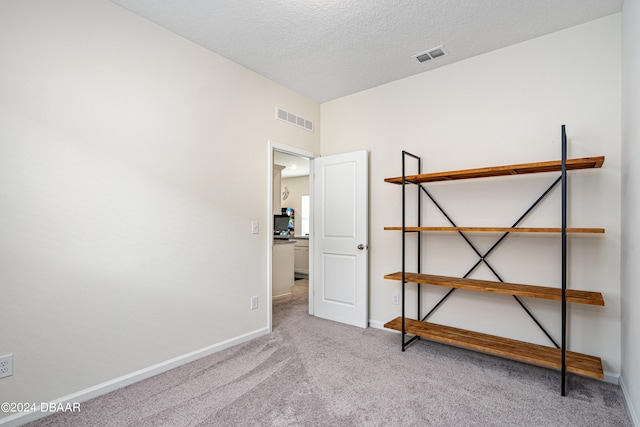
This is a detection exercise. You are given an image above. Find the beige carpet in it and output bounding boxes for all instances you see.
[27,279,631,426]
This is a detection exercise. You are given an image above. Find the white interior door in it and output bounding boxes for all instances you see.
[313,150,368,328]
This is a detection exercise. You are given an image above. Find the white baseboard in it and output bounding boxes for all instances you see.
[0,327,269,427]
[368,320,392,331]
[604,371,620,385]
[620,376,640,427]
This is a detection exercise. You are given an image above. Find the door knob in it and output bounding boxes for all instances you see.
[357,244,365,250]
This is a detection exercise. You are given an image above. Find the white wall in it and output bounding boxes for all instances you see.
[621,0,640,423]
[322,15,621,375]
[0,0,319,416]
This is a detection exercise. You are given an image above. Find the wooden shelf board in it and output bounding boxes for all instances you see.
[384,226,605,234]
[384,272,604,306]
[384,317,604,379]
[384,156,605,184]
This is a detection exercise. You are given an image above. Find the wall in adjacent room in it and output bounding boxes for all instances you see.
[621,0,640,424]
[281,176,310,237]
[322,15,621,375]
[0,0,319,417]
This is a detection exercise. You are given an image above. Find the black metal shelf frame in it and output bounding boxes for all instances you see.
[397,125,570,395]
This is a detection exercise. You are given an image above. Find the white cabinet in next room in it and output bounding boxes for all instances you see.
[294,238,309,276]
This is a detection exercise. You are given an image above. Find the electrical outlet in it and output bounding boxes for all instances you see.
[0,354,13,379]
[251,220,259,234]
[250,296,258,310]
[392,292,399,305]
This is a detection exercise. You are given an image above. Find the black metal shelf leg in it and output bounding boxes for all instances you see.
[561,125,567,396]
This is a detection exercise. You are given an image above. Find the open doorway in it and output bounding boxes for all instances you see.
[274,151,310,278]
[268,141,317,333]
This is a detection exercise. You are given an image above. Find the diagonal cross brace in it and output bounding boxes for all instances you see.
[418,176,563,348]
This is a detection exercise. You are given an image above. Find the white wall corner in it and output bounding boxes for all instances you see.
[620,376,640,427]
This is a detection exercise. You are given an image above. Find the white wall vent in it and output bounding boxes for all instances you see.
[413,45,449,64]
[275,107,313,132]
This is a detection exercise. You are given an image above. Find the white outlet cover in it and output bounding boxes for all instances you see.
[251,221,259,234]
[0,354,13,379]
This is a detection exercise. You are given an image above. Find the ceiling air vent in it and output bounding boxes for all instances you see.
[275,107,313,132]
[413,45,449,64]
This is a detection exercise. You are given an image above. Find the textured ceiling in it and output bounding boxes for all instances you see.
[108,0,623,103]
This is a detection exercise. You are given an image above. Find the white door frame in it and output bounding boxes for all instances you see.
[267,140,318,333]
